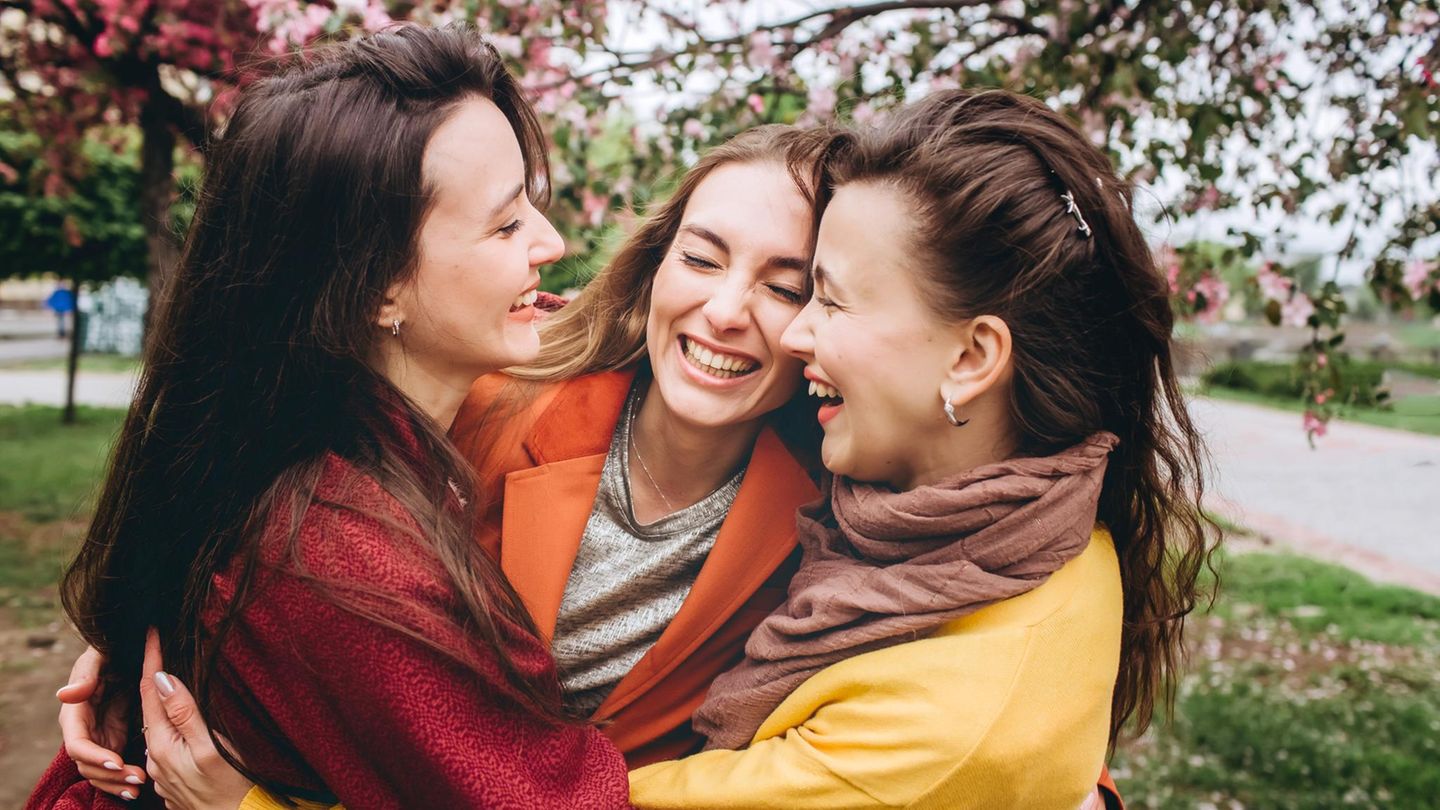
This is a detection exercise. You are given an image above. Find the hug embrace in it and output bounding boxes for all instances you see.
[28,22,1215,810]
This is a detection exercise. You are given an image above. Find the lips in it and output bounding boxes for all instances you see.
[680,335,760,379]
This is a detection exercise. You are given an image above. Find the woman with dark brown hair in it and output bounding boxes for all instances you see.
[623,88,1217,807]
[26,23,630,809]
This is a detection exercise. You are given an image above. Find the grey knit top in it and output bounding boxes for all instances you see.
[551,387,746,716]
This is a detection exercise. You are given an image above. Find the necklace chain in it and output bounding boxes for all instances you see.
[628,399,678,514]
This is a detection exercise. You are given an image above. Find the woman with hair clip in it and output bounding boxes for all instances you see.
[26,23,632,809]
[623,88,1218,808]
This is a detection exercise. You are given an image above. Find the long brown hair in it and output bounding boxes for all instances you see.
[824,89,1218,744]
[61,23,571,788]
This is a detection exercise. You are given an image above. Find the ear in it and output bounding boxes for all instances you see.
[375,280,410,332]
[939,315,1012,408]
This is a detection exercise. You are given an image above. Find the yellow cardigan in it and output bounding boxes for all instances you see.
[242,529,1121,810]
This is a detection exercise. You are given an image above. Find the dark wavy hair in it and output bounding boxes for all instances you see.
[60,23,569,791]
[823,89,1219,745]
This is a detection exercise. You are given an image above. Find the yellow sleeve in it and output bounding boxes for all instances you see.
[628,630,1026,809]
[239,786,337,810]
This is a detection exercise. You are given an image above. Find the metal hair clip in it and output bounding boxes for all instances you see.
[1060,190,1092,239]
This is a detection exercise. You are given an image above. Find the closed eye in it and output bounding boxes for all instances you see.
[680,251,721,270]
[766,284,805,304]
[498,218,524,237]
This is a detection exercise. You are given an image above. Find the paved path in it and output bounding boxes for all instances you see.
[0,336,70,364]
[1192,396,1440,593]
[0,369,138,408]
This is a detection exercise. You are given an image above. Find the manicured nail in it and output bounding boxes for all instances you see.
[120,789,135,800]
[154,671,175,698]
[103,760,121,771]
[54,683,76,698]
[125,775,143,785]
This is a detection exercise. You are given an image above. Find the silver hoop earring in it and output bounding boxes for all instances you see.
[942,392,969,427]
[391,319,401,337]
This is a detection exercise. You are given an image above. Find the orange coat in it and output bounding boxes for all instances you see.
[450,367,819,768]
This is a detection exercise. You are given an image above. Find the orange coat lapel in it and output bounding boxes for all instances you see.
[495,370,634,639]
[594,427,819,719]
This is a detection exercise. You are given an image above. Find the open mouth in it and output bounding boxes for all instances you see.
[808,378,844,406]
[509,288,539,313]
[680,335,760,380]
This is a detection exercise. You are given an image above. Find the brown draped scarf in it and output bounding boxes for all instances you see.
[692,432,1119,750]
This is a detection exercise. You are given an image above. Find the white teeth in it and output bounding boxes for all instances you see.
[511,289,538,310]
[682,337,758,378]
[808,380,841,400]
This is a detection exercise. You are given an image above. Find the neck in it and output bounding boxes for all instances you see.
[894,396,1019,491]
[372,345,475,430]
[630,378,764,509]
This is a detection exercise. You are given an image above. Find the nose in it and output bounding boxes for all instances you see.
[701,275,751,333]
[530,211,565,267]
[780,298,817,359]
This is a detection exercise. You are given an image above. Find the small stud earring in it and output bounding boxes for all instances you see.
[941,391,969,427]
[391,319,401,337]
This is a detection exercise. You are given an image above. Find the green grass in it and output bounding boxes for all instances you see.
[1116,551,1440,808]
[0,353,142,373]
[0,405,124,523]
[1200,387,1440,436]
[0,405,123,623]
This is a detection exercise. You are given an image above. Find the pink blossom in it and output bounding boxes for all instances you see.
[1316,352,1328,369]
[747,94,766,116]
[746,31,778,71]
[807,85,837,117]
[1302,411,1328,438]
[1281,293,1315,327]
[1402,259,1436,301]
[1256,262,1293,302]
[93,32,114,58]
[580,187,607,228]
[682,119,705,139]
[1189,273,1230,323]
[0,161,18,184]
[851,101,876,124]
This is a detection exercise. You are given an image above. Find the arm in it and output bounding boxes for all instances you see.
[629,631,1110,810]
[210,502,631,809]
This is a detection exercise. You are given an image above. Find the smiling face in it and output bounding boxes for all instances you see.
[644,161,812,431]
[386,96,564,378]
[781,181,966,487]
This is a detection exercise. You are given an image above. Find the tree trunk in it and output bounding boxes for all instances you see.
[62,267,82,425]
[138,72,181,346]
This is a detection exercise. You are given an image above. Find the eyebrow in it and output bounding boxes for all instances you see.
[812,263,844,294]
[486,182,526,221]
[679,224,809,273]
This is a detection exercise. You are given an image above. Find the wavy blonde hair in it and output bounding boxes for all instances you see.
[510,124,835,382]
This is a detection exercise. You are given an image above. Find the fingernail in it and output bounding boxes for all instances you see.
[103,760,121,771]
[125,775,143,785]
[120,789,135,800]
[154,670,175,698]
[54,683,76,698]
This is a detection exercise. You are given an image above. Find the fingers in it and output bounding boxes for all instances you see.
[142,628,212,750]
[60,700,146,794]
[55,645,105,704]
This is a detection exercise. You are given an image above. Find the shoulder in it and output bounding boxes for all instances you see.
[754,529,1120,803]
[251,454,447,604]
